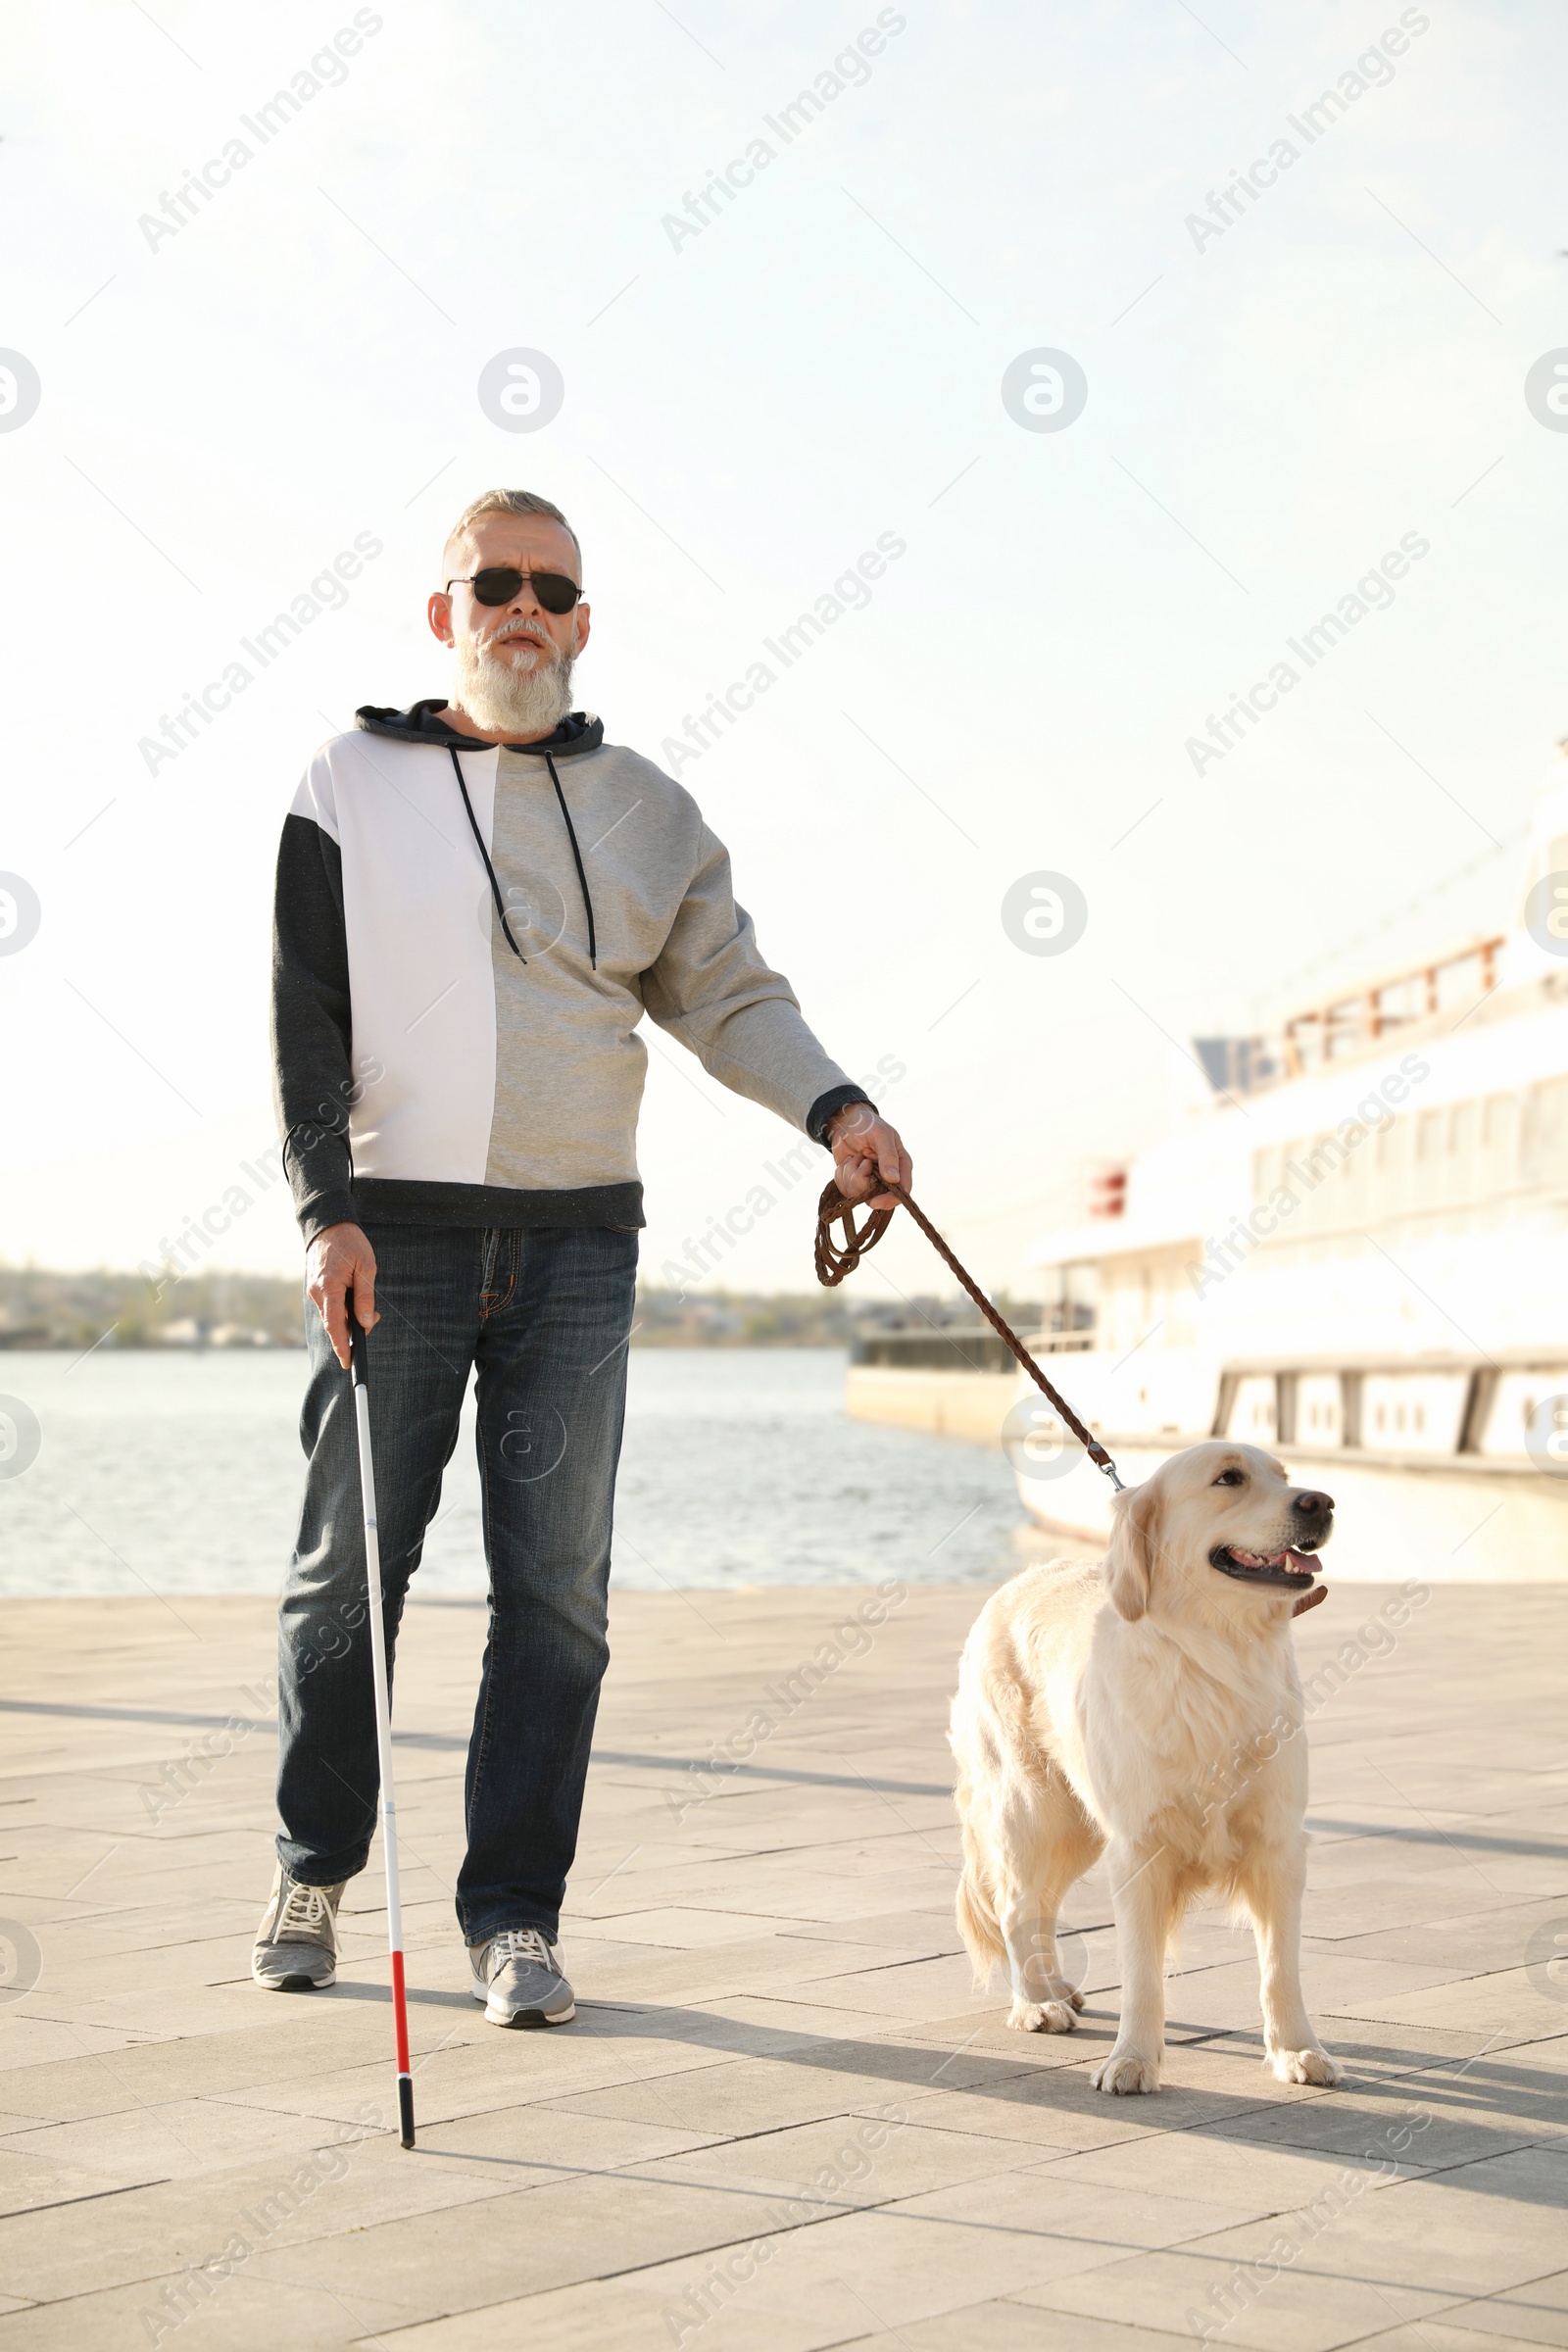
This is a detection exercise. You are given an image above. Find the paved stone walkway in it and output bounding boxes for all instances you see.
[0,1578,1563,2349]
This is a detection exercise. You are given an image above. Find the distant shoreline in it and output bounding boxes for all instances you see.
[0,1331,864,1353]
[0,1273,1036,1355]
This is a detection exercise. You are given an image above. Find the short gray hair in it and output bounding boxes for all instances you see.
[444,488,582,574]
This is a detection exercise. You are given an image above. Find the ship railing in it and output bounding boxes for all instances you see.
[1200,936,1504,1099]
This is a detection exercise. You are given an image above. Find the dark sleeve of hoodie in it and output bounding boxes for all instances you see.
[270,811,361,1245]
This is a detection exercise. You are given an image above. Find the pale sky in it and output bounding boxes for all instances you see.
[2,0,1563,1301]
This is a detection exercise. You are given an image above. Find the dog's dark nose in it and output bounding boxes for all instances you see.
[1293,1489,1334,1520]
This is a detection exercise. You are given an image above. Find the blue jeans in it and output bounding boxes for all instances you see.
[274,1221,638,1944]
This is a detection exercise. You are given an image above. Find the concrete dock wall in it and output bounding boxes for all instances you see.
[846,1365,1016,1448]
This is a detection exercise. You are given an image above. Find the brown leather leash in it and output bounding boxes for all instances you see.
[814,1177,1127,1492]
[815,1176,1330,1617]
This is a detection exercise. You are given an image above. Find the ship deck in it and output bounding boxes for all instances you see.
[1,1582,1565,2349]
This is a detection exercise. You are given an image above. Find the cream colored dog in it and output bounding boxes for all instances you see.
[950,1441,1343,2095]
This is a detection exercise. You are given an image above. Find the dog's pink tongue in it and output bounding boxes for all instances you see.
[1286,1548,1320,1574]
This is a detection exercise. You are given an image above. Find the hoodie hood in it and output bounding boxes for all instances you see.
[355,701,605,758]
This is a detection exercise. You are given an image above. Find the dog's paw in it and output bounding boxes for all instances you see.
[1037,1975,1084,2013]
[1091,2046,1162,2095]
[1270,2045,1343,2087]
[1007,1996,1077,2034]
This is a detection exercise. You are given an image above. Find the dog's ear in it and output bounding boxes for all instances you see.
[1104,1480,1160,1622]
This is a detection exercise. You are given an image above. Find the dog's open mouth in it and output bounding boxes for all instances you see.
[1209,1544,1322,1591]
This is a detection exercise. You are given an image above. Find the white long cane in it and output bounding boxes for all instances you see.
[348,1298,415,2149]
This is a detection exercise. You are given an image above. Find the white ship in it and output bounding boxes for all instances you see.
[1010,756,1568,1581]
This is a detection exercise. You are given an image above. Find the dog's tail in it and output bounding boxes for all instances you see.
[954,1851,1006,1986]
[950,1637,1014,1988]
[952,1756,1007,1986]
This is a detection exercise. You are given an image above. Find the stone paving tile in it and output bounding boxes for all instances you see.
[887,2013,1119,2084]
[1159,1952,1472,2035]
[1316,1850,1568,1909]
[0,2089,386,2188]
[1353,2328,1560,2351]
[564,1933,934,2005]
[768,1953,997,2023]
[906,2076,1174,2155]
[237,2167,818,2326]
[0,2018,169,2076]
[17,1928,283,1997]
[831,2311,1210,2352]
[15,1979,397,2043]
[0,2152,167,2223]
[1026,2123,1415,2212]
[541,2048,967,2138]
[1216,2058,1568,2173]
[1109,2150,1567,2320]
[773,1904,961,1945]
[360,2280,1206,2351]
[0,2269,418,2349]
[341,2266,920,2351]
[0,2007,466,2123]
[685,2192,1195,2315]
[1445,2269,1568,2346]
[581,1905,843,1947]
[1010,2251,1457,2351]
[1327,1969,1568,2039]
[885,2163,1274,2255]
[0,2132,516,2305]
[623,2114,1031,2208]
[1,1585,1564,2347]
[1301,1877,1526,1939]
[217,2019,743,2130]
[410,2099,724,2176]
[1311,1896,1568,1971]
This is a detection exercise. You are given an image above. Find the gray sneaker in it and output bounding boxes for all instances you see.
[468,1928,574,2027]
[253,1864,345,1990]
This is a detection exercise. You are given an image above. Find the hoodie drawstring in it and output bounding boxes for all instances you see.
[447,745,598,971]
[544,752,598,971]
[449,748,526,961]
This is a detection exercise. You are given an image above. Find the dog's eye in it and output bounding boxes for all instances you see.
[1212,1468,1246,1487]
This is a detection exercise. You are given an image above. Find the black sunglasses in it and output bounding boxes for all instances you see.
[445,566,584,613]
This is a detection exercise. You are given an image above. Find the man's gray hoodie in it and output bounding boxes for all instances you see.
[270,702,869,1243]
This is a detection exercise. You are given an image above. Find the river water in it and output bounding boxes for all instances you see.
[0,1348,1033,1598]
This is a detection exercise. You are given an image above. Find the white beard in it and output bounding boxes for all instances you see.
[454,628,574,738]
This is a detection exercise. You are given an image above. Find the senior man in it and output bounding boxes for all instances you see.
[257,487,909,2025]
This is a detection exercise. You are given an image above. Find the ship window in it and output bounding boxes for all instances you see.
[1302,1132,1342,1185]
[1483,1094,1514,1149]
[1416,1110,1442,1161]
[1414,1403,1425,1431]
[1522,1078,1568,1182]
[1447,1102,1474,1155]
[1375,1404,1386,1432]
